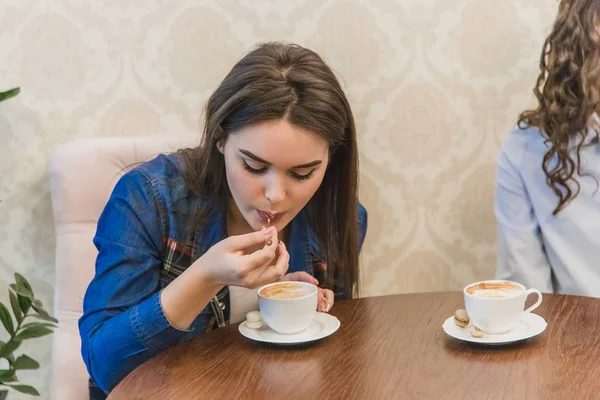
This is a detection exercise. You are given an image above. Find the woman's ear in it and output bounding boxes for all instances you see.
[216,140,224,154]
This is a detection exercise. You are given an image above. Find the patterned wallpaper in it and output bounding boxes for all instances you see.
[0,0,556,398]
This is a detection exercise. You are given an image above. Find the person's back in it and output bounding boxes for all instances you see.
[495,125,600,296]
[495,0,600,298]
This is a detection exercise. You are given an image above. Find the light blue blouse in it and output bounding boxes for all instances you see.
[495,123,600,298]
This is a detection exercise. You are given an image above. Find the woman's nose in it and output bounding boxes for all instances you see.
[265,176,286,205]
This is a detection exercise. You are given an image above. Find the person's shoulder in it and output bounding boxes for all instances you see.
[357,201,367,231]
[115,152,200,213]
[104,153,184,206]
[358,201,367,219]
[502,124,538,151]
[357,201,367,250]
[134,152,185,185]
[499,124,545,166]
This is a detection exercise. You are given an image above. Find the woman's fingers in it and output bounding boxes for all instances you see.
[251,242,290,287]
[225,226,276,252]
[318,288,335,312]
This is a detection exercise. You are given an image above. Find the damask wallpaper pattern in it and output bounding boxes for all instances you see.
[0,0,556,397]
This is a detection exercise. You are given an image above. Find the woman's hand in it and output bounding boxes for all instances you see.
[161,227,289,330]
[283,271,334,313]
[195,226,290,289]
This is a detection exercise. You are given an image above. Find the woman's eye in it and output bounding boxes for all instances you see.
[291,170,315,181]
[242,159,267,174]
[242,158,315,181]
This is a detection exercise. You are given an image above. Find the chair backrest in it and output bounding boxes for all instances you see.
[48,134,199,399]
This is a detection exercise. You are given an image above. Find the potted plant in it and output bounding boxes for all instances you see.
[0,273,58,398]
[0,87,56,398]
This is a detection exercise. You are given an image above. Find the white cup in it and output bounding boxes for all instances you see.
[464,280,542,335]
[257,281,318,335]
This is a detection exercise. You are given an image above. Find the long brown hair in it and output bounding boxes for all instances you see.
[179,42,360,299]
[518,0,600,214]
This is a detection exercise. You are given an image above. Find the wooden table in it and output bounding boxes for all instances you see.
[108,292,600,399]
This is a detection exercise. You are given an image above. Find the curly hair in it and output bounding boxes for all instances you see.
[518,0,600,214]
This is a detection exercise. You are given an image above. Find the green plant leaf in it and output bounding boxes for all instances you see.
[20,322,57,330]
[4,384,40,396]
[10,285,33,315]
[18,297,32,316]
[0,343,16,363]
[0,369,17,383]
[15,326,53,340]
[0,88,20,103]
[13,355,39,370]
[0,303,14,335]
[31,301,49,318]
[0,340,22,358]
[29,307,58,324]
[9,284,33,300]
[14,273,32,292]
[9,291,23,325]
[6,353,15,366]
[29,313,58,324]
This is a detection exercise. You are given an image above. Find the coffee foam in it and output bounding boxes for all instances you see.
[466,281,523,298]
[259,283,309,299]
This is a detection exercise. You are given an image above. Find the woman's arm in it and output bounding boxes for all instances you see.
[78,169,219,392]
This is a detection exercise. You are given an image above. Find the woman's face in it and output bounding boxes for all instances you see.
[221,119,329,233]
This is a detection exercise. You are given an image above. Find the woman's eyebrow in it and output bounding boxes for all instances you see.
[239,149,322,168]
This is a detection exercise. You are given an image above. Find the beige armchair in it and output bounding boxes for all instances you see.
[48,134,198,399]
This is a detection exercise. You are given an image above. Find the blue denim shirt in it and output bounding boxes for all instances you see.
[79,153,368,395]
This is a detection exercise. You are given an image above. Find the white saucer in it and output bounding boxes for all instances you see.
[239,312,340,345]
[442,312,547,345]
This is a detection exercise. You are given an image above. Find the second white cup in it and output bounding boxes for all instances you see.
[464,280,542,335]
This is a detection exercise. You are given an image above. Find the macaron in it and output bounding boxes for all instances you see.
[245,311,263,329]
[454,309,470,328]
[470,327,485,338]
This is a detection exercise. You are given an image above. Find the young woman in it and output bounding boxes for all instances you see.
[79,42,368,397]
[495,0,600,297]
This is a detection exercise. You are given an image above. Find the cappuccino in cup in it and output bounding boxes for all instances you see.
[464,280,542,335]
[257,281,317,335]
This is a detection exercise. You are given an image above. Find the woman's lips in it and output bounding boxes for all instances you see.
[257,210,281,225]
